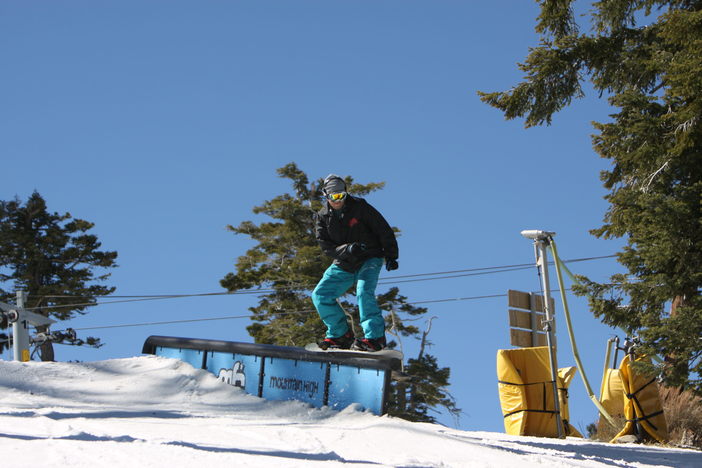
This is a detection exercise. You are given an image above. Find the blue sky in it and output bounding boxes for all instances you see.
[2,1,630,432]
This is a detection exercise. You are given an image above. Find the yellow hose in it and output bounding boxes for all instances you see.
[549,239,618,428]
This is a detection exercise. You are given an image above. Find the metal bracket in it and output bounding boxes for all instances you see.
[0,302,20,323]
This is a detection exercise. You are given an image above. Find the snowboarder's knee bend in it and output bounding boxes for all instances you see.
[312,287,335,307]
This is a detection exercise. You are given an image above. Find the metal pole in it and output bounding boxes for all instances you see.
[521,230,563,438]
[612,336,620,370]
[601,338,615,399]
[530,243,540,347]
[536,238,564,439]
[12,290,30,362]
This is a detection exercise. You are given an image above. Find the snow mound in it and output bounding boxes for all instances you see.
[0,356,699,467]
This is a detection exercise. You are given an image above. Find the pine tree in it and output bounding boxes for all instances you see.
[479,1,702,393]
[221,163,460,422]
[0,192,118,360]
[387,316,461,423]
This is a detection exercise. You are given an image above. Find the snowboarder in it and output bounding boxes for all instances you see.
[312,174,399,351]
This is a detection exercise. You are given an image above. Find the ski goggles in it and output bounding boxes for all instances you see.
[326,192,347,202]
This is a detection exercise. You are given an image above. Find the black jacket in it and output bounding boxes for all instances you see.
[314,196,399,272]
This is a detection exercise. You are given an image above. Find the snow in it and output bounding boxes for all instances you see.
[0,356,699,467]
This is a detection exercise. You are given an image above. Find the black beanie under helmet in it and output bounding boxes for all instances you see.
[322,174,347,195]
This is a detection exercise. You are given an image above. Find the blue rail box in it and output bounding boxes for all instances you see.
[142,336,401,415]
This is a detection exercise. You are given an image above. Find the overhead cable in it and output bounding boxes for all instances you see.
[29,254,615,312]
[74,289,577,332]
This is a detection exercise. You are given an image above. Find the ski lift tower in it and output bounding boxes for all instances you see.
[0,291,55,362]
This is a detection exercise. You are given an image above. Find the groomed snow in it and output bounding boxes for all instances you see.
[0,356,699,467]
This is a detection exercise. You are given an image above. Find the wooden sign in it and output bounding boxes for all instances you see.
[510,329,548,347]
[508,309,554,332]
[508,289,556,348]
[508,289,532,310]
[531,294,555,314]
[508,289,554,313]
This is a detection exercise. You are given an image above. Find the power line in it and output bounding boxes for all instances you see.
[380,254,615,281]
[74,313,257,331]
[73,293,510,331]
[411,293,509,305]
[379,265,534,285]
[27,254,615,312]
[38,290,274,300]
[23,289,274,312]
[74,288,579,332]
[41,291,274,299]
[41,255,615,298]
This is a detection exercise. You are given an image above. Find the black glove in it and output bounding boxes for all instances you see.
[385,258,399,271]
[348,242,366,256]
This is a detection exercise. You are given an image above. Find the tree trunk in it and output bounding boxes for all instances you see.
[395,382,407,414]
[670,295,684,317]
[664,295,685,367]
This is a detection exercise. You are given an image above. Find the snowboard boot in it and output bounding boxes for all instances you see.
[319,330,355,350]
[351,335,387,352]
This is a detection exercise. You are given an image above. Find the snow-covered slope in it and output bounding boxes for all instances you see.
[0,356,698,467]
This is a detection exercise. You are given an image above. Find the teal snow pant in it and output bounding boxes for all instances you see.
[312,257,384,339]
